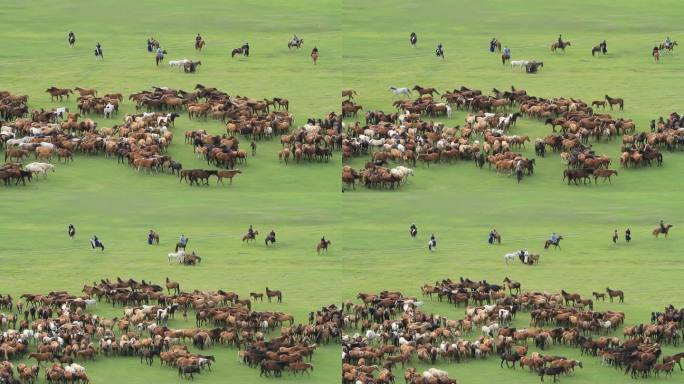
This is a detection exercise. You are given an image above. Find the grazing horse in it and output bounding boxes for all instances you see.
[317,239,331,254]
[243,230,259,243]
[653,224,673,238]
[551,40,571,52]
[388,86,411,98]
[287,38,303,49]
[604,95,624,110]
[544,235,563,250]
[605,287,624,303]
[265,287,282,303]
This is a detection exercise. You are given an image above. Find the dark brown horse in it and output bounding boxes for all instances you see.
[45,87,72,101]
[544,235,563,249]
[551,40,571,52]
[265,287,282,303]
[605,95,624,110]
[316,239,331,254]
[195,39,205,51]
[605,287,624,303]
[653,224,673,238]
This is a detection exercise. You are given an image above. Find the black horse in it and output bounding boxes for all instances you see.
[544,236,564,250]
[265,232,276,246]
[231,44,250,58]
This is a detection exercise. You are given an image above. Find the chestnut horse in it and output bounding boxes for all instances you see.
[316,239,331,254]
[653,224,673,238]
[551,41,571,52]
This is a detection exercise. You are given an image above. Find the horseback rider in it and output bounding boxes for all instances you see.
[91,235,104,251]
[550,232,559,244]
[247,225,255,238]
[410,32,417,47]
[68,224,76,239]
[196,33,202,44]
[660,220,666,233]
[243,42,250,55]
[436,43,444,59]
[95,42,103,58]
[148,229,155,245]
[428,234,437,251]
[625,228,632,243]
[558,34,563,46]
[179,233,187,246]
[68,31,75,48]
[503,46,511,57]
[665,36,672,48]
[269,229,276,241]
[601,40,607,53]
[489,37,496,52]
[321,236,326,243]
[293,34,300,45]
[410,223,418,238]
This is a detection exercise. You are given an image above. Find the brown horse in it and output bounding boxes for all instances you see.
[501,52,510,65]
[216,169,242,185]
[265,287,282,303]
[316,239,331,254]
[591,100,606,109]
[551,41,571,52]
[165,277,180,294]
[195,39,205,51]
[503,277,521,295]
[593,169,618,183]
[653,49,661,62]
[249,292,264,301]
[605,287,624,303]
[45,87,72,101]
[311,48,319,65]
[659,41,678,51]
[653,224,673,238]
[243,230,259,243]
[342,90,357,100]
[28,352,53,365]
[605,95,624,110]
[150,231,160,245]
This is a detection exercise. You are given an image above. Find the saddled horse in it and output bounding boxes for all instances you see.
[175,238,188,252]
[265,233,276,246]
[231,44,250,58]
[149,231,160,245]
[288,38,303,49]
[591,42,607,56]
[653,224,673,238]
[155,50,167,66]
[195,39,206,51]
[659,41,678,52]
[544,235,564,250]
[551,40,571,52]
[243,230,259,243]
[501,52,510,65]
[316,239,331,254]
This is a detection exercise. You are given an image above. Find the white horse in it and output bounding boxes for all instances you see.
[388,86,411,98]
[167,250,185,263]
[25,162,55,178]
[169,59,190,70]
[103,103,115,118]
[55,107,69,120]
[511,60,529,70]
[504,249,527,264]
[481,322,499,337]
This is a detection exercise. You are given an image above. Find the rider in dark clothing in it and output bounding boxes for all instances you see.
[269,230,276,241]
[625,228,631,243]
[660,220,666,233]
[95,42,103,58]
[196,34,202,43]
[410,224,418,239]
[558,34,563,45]
[68,224,76,239]
[68,32,76,47]
[243,42,250,56]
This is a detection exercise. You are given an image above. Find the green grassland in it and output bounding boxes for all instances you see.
[0,0,340,382]
[341,1,684,383]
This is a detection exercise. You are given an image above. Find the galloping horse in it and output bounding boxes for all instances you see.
[388,86,411,98]
[288,38,303,49]
[551,40,571,52]
[659,40,678,52]
[653,224,673,238]
[544,235,564,250]
[195,39,205,51]
[265,233,276,246]
[231,44,250,58]
[316,239,331,254]
[243,230,259,243]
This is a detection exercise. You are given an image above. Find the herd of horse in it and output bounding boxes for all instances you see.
[0,277,338,382]
[340,81,675,190]
[340,276,683,383]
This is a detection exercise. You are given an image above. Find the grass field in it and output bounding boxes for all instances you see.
[1,0,684,383]
[0,0,340,382]
[340,1,684,383]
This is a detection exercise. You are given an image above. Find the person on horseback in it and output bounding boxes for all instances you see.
[247,225,255,239]
[660,220,666,233]
[68,224,76,239]
[601,40,607,54]
[148,230,155,245]
[665,36,672,48]
[147,38,153,53]
[179,233,187,246]
[558,34,563,46]
[612,229,618,244]
[503,46,510,57]
[410,32,417,47]
[489,37,496,53]
[196,33,202,44]
[68,31,76,48]
[95,42,103,59]
[269,229,276,241]
[436,43,444,59]
[625,228,631,243]
[410,223,418,239]
[243,42,250,56]
[428,234,437,251]
[155,46,164,66]
[550,232,558,244]
[293,34,300,45]
[91,235,104,251]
